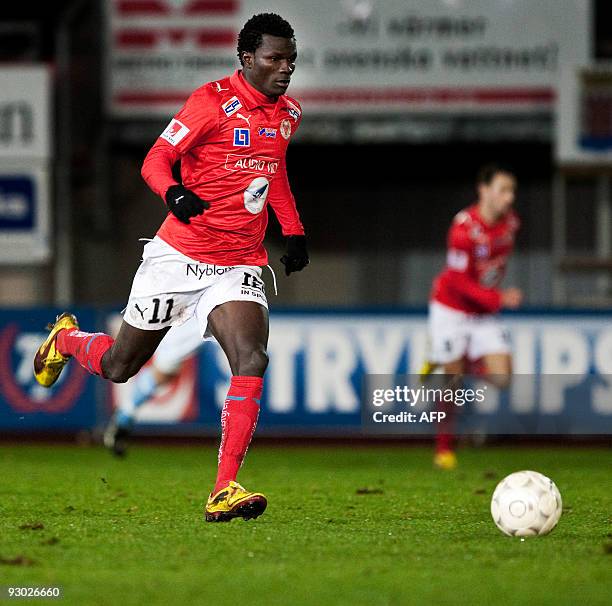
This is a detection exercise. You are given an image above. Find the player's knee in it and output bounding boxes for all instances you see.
[102,364,133,384]
[235,347,268,377]
[102,358,142,384]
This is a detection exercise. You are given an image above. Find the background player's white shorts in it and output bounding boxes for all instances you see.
[123,236,268,341]
[152,315,204,374]
[428,300,511,364]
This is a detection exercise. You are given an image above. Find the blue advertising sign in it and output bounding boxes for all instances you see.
[0,168,50,264]
[0,177,35,230]
[2,309,612,435]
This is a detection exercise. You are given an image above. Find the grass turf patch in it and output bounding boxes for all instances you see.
[0,445,610,605]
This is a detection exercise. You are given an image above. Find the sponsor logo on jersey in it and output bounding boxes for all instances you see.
[447,248,469,271]
[258,127,277,138]
[160,119,190,146]
[222,96,242,117]
[213,81,229,93]
[280,118,292,139]
[225,154,279,175]
[236,112,251,126]
[233,128,250,147]
[284,102,301,122]
[243,177,269,214]
[241,271,266,298]
[186,264,235,280]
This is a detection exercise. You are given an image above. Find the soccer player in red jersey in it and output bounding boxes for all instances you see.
[422,164,523,469]
[34,13,308,521]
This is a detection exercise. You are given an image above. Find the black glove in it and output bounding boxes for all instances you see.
[165,184,209,224]
[280,235,309,276]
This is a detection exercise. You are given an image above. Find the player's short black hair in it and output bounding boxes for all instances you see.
[477,163,516,185]
[237,13,295,65]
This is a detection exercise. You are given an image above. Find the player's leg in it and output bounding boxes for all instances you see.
[35,238,204,390]
[427,302,470,469]
[103,365,174,457]
[434,357,464,470]
[34,312,169,387]
[204,300,269,522]
[100,321,170,382]
[480,352,512,389]
[468,318,512,389]
[104,316,204,456]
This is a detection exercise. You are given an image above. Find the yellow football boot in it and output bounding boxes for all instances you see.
[434,450,458,470]
[419,360,438,380]
[33,312,79,388]
[205,481,267,522]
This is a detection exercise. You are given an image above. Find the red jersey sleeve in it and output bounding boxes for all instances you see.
[444,221,502,313]
[267,155,304,236]
[141,87,220,199]
[267,102,304,236]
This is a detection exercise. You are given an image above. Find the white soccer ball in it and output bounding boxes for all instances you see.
[490,470,562,537]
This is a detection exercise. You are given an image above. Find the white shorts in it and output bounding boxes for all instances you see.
[428,300,511,365]
[123,236,268,341]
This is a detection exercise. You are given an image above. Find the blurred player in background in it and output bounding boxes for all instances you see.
[103,315,203,457]
[421,164,522,470]
[34,13,308,522]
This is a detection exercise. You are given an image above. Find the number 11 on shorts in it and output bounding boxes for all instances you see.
[148,298,174,324]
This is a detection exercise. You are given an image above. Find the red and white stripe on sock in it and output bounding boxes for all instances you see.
[57,329,114,377]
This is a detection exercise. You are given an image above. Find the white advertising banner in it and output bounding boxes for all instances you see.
[0,66,51,263]
[106,0,590,117]
[0,66,51,160]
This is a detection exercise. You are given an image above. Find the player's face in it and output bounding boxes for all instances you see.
[481,173,516,218]
[242,34,297,98]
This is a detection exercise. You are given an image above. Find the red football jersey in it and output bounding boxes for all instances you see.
[141,70,305,266]
[431,204,519,314]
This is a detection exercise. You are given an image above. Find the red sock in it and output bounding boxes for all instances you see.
[214,376,262,494]
[436,430,454,454]
[467,357,486,377]
[56,328,114,377]
[435,391,457,454]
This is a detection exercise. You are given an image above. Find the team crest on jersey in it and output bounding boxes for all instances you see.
[233,128,250,147]
[280,119,292,140]
[475,244,490,258]
[447,249,469,271]
[160,119,190,146]
[222,96,242,117]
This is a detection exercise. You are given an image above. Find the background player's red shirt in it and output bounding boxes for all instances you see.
[431,205,520,314]
[141,70,305,266]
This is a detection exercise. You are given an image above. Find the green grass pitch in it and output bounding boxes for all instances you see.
[0,444,610,605]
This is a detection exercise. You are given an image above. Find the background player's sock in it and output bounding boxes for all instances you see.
[435,431,454,454]
[435,382,459,454]
[467,358,486,377]
[213,376,262,494]
[57,329,114,377]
